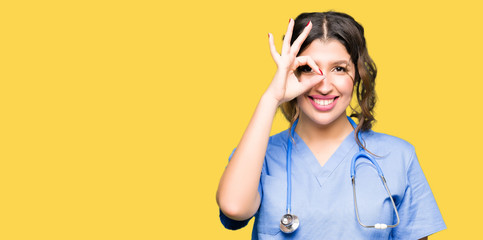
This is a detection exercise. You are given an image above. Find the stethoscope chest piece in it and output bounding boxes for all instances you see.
[280,213,299,233]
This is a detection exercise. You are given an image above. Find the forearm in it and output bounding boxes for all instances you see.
[216,93,279,221]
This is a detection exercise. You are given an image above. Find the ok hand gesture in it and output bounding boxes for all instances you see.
[266,19,325,105]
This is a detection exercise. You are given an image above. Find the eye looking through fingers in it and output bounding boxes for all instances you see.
[296,65,315,74]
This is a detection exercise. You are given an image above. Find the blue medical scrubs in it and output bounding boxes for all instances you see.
[220,129,446,239]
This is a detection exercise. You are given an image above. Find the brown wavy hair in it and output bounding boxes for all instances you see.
[280,11,377,149]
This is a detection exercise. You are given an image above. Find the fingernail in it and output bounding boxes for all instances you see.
[268,33,270,38]
[289,18,292,23]
[319,69,323,75]
[306,21,311,27]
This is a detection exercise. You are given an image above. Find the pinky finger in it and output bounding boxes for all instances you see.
[268,33,280,64]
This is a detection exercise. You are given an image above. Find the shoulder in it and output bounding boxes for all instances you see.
[362,130,417,169]
[267,129,290,149]
[261,130,290,174]
[363,130,415,154]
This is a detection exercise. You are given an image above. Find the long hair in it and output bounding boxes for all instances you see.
[280,11,377,149]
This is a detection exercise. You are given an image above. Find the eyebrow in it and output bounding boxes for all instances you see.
[331,60,351,66]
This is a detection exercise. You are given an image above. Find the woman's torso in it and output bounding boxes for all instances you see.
[253,129,411,240]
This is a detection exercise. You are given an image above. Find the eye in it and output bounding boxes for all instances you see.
[296,65,314,74]
[332,66,347,72]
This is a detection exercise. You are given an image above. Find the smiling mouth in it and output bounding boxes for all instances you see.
[309,96,339,106]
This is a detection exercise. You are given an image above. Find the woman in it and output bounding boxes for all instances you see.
[216,12,445,239]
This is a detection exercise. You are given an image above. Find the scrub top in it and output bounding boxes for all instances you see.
[219,129,446,240]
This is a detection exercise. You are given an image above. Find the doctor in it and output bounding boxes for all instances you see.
[216,11,446,239]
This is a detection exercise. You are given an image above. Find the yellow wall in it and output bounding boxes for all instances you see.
[1,0,480,239]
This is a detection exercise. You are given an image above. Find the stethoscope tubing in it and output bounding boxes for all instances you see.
[286,118,298,214]
[347,117,400,228]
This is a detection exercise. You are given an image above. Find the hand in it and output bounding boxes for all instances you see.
[265,19,325,105]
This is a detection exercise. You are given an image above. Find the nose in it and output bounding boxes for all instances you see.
[313,73,333,95]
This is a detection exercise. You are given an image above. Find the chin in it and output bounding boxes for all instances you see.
[299,110,348,127]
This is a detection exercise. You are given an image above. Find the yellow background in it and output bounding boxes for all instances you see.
[0,0,481,239]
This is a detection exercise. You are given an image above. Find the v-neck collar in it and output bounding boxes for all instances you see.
[291,130,358,188]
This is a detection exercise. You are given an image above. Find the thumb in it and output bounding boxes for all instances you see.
[300,75,325,91]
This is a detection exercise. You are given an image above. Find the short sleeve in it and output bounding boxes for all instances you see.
[391,151,446,239]
[219,148,264,230]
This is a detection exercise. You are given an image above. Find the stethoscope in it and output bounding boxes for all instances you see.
[280,116,400,233]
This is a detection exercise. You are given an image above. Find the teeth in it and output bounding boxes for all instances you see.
[313,98,335,106]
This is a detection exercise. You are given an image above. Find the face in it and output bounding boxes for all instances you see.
[296,39,356,127]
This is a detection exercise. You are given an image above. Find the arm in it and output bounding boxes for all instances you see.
[216,19,324,221]
[419,237,428,240]
[216,92,278,221]
[391,148,446,238]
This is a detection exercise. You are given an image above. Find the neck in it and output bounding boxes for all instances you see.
[295,113,353,144]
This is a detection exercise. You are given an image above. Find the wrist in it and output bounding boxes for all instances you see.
[260,92,281,110]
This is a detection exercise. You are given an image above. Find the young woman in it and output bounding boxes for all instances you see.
[216,11,445,239]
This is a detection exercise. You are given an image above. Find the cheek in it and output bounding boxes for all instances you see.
[338,78,355,96]
[295,96,312,113]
